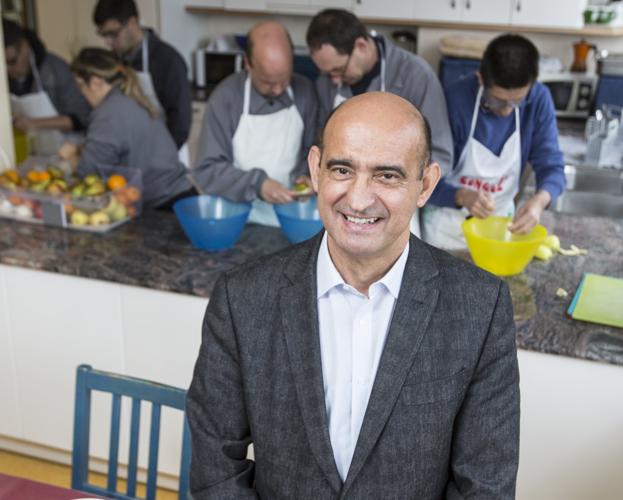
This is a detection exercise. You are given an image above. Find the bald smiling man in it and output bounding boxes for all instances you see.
[187,93,520,500]
[193,21,318,226]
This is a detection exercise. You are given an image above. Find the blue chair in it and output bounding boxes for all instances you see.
[71,364,191,500]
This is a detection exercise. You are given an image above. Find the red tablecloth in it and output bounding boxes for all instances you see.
[0,472,102,500]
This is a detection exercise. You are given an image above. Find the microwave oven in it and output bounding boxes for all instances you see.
[539,72,597,119]
[194,49,244,90]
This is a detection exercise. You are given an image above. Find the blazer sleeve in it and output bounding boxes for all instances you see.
[186,273,259,499]
[446,280,520,500]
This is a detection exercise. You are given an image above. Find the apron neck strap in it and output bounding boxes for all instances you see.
[141,33,149,73]
[243,77,251,115]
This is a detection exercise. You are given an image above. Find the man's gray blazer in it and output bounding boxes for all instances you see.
[187,232,520,499]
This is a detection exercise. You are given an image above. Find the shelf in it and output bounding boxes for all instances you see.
[185,6,623,37]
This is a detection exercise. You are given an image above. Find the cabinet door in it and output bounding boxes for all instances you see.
[0,266,21,439]
[413,0,462,22]
[510,0,584,28]
[5,267,125,454]
[462,0,511,25]
[121,286,207,475]
[225,0,266,11]
[354,0,413,19]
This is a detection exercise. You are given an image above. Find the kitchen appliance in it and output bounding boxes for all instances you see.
[571,39,596,72]
[391,30,417,53]
[539,72,597,118]
[193,49,243,90]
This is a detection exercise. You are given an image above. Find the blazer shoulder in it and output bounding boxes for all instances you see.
[425,241,503,292]
[220,236,317,293]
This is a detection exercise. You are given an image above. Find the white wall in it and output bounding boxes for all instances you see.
[36,0,159,61]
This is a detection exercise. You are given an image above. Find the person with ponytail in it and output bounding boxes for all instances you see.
[59,48,195,209]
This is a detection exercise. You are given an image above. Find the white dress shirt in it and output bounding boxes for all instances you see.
[316,233,409,481]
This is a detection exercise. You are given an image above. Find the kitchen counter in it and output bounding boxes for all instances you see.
[1,209,622,366]
[0,210,289,298]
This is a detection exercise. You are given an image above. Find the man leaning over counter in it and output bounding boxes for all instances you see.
[3,18,90,134]
[305,9,452,235]
[423,34,566,250]
[193,20,317,226]
[93,0,192,155]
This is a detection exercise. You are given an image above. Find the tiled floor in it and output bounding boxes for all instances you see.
[0,450,177,499]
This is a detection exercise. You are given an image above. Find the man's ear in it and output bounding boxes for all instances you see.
[416,162,441,208]
[475,70,483,86]
[243,55,252,73]
[308,145,322,193]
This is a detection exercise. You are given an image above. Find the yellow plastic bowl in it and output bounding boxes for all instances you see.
[462,216,547,276]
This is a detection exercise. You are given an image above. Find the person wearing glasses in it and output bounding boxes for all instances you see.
[306,9,453,236]
[93,0,191,161]
[2,18,90,134]
[193,21,317,226]
[422,34,566,250]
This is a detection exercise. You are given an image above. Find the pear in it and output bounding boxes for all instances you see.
[71,210,89,226]
[89,211,110,225]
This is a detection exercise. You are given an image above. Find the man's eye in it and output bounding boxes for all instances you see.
[331,167,350,176]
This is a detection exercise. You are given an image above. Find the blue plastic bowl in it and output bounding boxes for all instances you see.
[274,197,324,244]
[173,195,251,251]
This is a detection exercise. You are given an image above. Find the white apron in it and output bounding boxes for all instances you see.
[136,34,190,166]
[232,77,304,226]
[423,86,522,250]
[9,53,63,156]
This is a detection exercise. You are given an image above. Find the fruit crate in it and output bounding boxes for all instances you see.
[0,158,142,232]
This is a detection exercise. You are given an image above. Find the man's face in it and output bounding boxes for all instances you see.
[482,83,531,117]
[5,39,31,80]
[309,108,437,263]
[246,54,292,98]
[97,18,135,55]
[310,41,367,87]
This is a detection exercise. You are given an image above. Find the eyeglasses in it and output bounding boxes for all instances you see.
[482,88,529,111]
[97,21,127,39]
[327,51,353,79]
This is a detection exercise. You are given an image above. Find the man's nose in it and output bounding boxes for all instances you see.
[346,175,375,212]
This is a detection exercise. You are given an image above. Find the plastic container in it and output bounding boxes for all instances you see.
[462,216,547,276]
[0,159,142,232]
[173,195,251,251]
[274,197,323,244]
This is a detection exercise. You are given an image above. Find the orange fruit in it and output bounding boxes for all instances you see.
[3,169,19,184]
[124,186,141,202]
[107,174,127,191]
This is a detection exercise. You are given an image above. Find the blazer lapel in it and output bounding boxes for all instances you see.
[341,236,441,496]
[280,234,343,492]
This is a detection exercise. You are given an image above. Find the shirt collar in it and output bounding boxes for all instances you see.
[316,232,409,300]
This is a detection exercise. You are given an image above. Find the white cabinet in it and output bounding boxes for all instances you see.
[121,286,206,475]
[413,0,511,25]
[225,0,267,10]
[354,0,415,20]
[510,0,585,29]
[4,266,125,456]
[0,266,21,439]
[265,0,350,15]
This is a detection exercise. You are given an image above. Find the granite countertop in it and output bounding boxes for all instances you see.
[0,210,290,297]
[511,211,623,366]
[1,209,622,366]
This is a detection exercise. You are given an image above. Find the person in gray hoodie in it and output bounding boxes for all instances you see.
[59,48,192,209]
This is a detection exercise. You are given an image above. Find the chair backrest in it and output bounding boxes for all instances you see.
[71,364,191,500]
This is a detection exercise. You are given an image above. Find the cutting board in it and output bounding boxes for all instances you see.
[567,273,623,328]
